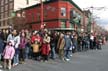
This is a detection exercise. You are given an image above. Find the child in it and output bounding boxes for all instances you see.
[3,40,15,70]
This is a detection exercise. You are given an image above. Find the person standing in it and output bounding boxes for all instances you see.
[41,33,50,62]
[25,29,31,59]
[77,33,83,52]
[72,34,78,53]
[3,40,15,70]
[50,32,57,60]
[57,33,65,61]
[19,32,27,64]
[64,32,72,61]
[32,33,41,60]
[90,33,94,49]
[7,30,20,67]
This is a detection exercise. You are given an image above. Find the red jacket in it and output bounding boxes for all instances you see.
[41,44,50,55]
[31,35,36,44]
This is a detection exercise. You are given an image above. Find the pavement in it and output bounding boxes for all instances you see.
[1,43,108,71]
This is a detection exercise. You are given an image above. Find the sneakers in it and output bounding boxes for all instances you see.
[15,63,18,66]
[8,66,11,70]
[65,58,70,61]
[0,65,3,68]
[13,63,18,67]
[44,60,48,62]
[70,54,73,57]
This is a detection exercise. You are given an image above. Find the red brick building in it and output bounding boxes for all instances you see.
[16,0,83,31]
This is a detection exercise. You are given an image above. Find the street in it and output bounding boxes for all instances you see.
[1,43,108,71]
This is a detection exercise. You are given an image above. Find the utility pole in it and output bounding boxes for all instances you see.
[84,6,106,33]
[40,0,44,29]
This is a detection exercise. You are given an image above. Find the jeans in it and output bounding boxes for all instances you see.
[65,50,71,59]
[13,54,19,64]
[50,43,56,59]
[25,46,30,59]
[0,54,1,60]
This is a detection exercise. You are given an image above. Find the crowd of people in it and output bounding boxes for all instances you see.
[0,29,106,70]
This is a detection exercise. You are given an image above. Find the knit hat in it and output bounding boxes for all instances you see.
[9,40,15,46]
[34,31,38,34]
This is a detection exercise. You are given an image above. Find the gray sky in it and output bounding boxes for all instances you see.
[72,0,108,30]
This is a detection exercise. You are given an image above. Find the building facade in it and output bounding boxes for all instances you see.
[22,0,83,31]
[0,0,14,29]
[83,10,92,32]
[0,0,46,29]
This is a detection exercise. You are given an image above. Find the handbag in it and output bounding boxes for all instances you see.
[69,46,73,50]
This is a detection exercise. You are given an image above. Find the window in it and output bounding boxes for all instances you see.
[0,13,4,19]
[61,7,66,16]
[5,5,8,11]
[5,0,8,4]
[9,3,13,10]
[61,21,66,28]
[5,12,8,18]
[1,21,4,26]
[9,10,12,17]
[70,9,76,19]
[0,7,4,12]
[0,0,4,6]
[73,10,77,18]
[5,20,8,26]
[3,21,5,26]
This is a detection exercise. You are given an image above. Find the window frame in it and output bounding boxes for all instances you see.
[60,7,66,17]
[5,0,8,4]
[0,0,4,6]
[5,5,9,11]
[0,7,4,13]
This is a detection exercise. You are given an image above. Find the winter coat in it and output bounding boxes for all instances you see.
[57,38,65,50]
[41,36,50,55]
[32,44,40,53]
[7,34,20,54]
[3,45,15,59]
[41,43,50,55]
[19,37,27,49]
[31,35,36,44]
[7,34,14,42]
